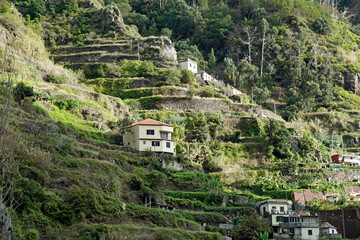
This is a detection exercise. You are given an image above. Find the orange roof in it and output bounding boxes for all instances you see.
[126,118,174,128]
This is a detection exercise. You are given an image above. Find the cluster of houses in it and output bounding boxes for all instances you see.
[258,199,341,240]
[178,59,242,96]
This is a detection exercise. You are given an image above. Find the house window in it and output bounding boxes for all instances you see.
[152,141,160,146]
[143,141,146,144]
[166,142,171,148]
[272,206,276,211]
[308,230,312,235]
[189,63,192,67]
[128,142,130,145]
[147,129,155,135]
[280,206,285,212]
[276,216,283,222]
[160,132,168,139]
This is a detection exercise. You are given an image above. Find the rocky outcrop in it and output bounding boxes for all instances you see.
[344,72,360,95]
[101,5,124,31]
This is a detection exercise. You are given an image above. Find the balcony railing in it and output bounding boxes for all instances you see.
[280,222,319,228]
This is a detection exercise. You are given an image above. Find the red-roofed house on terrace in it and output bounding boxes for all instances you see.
[123,118,175,155]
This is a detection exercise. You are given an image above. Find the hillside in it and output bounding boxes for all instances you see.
[0,0,359,239]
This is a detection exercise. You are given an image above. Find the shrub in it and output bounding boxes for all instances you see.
[13,82,34,103]
[25,229,39,240]
[312,17,331,34]
[180,69,195,84]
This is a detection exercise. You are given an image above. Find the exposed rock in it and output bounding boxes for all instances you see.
[344,72,360,95]
[159,97,231,112]
[101,5,124,31]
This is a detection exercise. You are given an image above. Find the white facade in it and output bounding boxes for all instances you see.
[230,87,241,95]
[258,199,292,216]
[178,59,198,74]
[123,119,175,155]
[195,71,213,81]
[274,214,320,240]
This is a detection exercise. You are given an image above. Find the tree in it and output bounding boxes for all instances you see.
[242,21,257,65]
[208,48,216,69]
[233,213,270,240]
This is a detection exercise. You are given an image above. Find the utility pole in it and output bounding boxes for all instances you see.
[251,87,253,104]
[273,103,276,114]
[137,43,140,61]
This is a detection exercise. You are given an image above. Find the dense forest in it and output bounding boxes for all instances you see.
[0,0,359,239]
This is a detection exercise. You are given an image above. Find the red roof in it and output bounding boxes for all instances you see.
[126,118,174,128]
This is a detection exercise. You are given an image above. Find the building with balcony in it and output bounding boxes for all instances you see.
[123,118,175,155]
[274,210,320,240]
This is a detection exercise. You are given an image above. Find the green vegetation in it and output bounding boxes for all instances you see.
[1,0,360,239]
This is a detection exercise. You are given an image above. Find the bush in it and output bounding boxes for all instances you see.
[13,82,34,103]
[55,99,81,110]
[312,17,331,34]
[180,69,195,84]
[25,229,39,240]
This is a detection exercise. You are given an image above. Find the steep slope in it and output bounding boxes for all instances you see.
[0,0,360,239]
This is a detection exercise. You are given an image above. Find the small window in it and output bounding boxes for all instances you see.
[143,141,146,144]
[308,230,312,235]
[147,129,155,135]
[272,206,276,211]
[152,141,160,146]
[280,206,285,212]
[276,216,283,222]
[166,142,171,148]
[128,142,130,145]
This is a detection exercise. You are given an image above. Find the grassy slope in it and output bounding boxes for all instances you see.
[0,1,359,239]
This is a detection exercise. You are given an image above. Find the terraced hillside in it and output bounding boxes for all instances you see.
[50,36,178,68]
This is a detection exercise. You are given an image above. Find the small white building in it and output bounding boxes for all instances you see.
[123,118,175,155]
[195,71,213,81]
[230,87,241,95]
[178,59,198,74]
[320,222,338,236]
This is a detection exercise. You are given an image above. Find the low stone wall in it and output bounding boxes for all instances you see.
[159,97,231,112]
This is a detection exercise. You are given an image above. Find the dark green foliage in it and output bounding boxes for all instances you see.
[233,213,270,240]
[16,0,46,19]
[58,0,78,13]
[312,17,331,34]
[180,69,195,84]
[13,82,34,103]
[265,120,293,159]
[25,229,39,240]
[55,99,81,110]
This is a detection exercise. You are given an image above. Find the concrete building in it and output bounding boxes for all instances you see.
[123,118,175,155]
[195,71,213,81]
[320,222,340,239]
[178,59,198,74]
[275,210,320,240]
[257,199,292,216]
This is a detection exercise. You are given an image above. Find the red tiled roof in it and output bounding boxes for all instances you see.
[345,186,360,194]
[126,118,174,128]
[292,210,310,216]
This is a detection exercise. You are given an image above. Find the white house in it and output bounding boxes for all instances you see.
[195,71,213,81]
[230,87,241,95]
[258,199,292,216]
[178,59,198,74]
[123,118,175,155]
[320,222,338,236]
